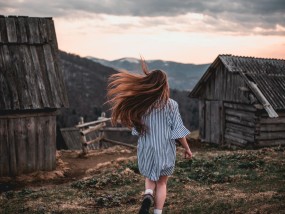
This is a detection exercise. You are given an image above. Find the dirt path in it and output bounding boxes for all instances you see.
[0,146,137,192]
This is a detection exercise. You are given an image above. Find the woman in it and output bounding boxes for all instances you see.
[107,60,192,214]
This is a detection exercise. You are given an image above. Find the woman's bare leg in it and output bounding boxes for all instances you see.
[145,177,156,193]
[155,176,168,209]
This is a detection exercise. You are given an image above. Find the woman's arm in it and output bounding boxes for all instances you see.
[177,136,193,159]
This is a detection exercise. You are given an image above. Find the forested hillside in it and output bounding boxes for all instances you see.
[57,51,198,145]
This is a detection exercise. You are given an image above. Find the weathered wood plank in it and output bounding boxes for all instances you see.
[16,17,28,43]
[50,115,56,170]
[260,117,285,124]
[224,102,257,112]
[30,46,49,107]
[226,122,255,134]
[225,108,257,120]
[224,133,248,145]
[103,138,137,149]
[76,118,111,128]
[260,124,285,132]
[28,17,40,44]
[225,115,256,127]
[38,18,49,43]
[43,44,61,107]
[256,132,285,140]
[0,17,8,43]
[81,123,105,136]
[5,17,17,43]
[198,100,205,139]
[225,128,255,142]
[8,119,17,175]
[257,139,285,147]
[21,45,41,108]
[26,117,36,173]
[15,118,26,174]
[0,45,20,109]
[36,116,44,171]
[205,101,211,142]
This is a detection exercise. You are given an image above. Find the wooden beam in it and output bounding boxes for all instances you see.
[100,127,131,132]
[85,136,105,145]
[76,118,111,128]
[103,138,137,149]
[80,123,105,136]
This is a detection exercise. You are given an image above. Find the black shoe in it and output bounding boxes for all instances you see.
[138,194,154,214]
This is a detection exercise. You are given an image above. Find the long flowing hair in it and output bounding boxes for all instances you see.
[107,60,170,135]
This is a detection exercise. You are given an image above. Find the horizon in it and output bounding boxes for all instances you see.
[1,0,284,64]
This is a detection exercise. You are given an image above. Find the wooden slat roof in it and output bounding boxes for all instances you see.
[189,55,285,112]
[0,16,69,110]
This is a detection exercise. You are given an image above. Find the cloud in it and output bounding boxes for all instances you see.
[0,0,284,35]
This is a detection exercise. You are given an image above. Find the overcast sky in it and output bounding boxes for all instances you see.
[0,0,284,63]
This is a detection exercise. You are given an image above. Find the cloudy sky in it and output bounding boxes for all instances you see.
[1,0,285,63]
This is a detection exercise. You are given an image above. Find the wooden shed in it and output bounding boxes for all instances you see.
[0,16,69,176]
[189,55,285,147]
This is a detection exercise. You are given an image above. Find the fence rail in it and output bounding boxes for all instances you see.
[62,113,136,155]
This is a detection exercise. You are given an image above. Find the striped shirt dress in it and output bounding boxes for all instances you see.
[132,98,190,181]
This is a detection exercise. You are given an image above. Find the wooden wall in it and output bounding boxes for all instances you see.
[199,100,223,144]
[224,102,257,146]
[0,112,56,176]
[256,112,285,146]
[200,64,251,104]
[0,16,69,110]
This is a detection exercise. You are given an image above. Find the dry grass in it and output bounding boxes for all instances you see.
[1,144,285,214]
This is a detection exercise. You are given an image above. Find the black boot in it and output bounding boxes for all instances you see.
[138,194,154,214]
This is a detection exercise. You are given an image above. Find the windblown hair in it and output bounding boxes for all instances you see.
[107,60,169,135]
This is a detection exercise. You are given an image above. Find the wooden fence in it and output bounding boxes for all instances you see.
[61,113,136,154]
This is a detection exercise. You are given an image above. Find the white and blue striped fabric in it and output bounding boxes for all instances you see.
[132,98,190,181]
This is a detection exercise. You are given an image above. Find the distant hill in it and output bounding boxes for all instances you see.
[87,57,210,91]
[57,51,199,148]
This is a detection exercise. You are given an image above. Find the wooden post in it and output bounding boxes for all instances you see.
[98,112,106,148]
[79,117,88,155]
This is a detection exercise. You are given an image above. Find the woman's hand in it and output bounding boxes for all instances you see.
[184,149,193,159]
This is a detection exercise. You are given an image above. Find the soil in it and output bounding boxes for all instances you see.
[0,146,137,193]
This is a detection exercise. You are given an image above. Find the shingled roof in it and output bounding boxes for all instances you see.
[189,55,285,117]
[0,16,69,110]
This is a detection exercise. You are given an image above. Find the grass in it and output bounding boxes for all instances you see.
[1,146,285,213]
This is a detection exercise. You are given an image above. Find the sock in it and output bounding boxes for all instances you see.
[154,209,162,214]
[145,189,153,195]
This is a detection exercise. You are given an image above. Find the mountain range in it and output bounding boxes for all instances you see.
[57,51,200,147]
[87,57,210,91]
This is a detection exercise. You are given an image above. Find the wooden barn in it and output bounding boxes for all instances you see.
[189,55,285,147]
[0,16,69,176]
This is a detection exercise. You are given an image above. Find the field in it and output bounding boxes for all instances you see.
[0,140,285,214]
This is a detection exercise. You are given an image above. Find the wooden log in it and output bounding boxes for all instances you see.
[76,118,111,129]
[100,127,131,132]
[260,117,285,124]
[257,139,285,147]
[80,123,105,136]
[103,138,137,149]
[226,122,255,134]
[224,102,257,112]
[260,124,285,132]
[5,17,17,43]
[224,134,248,145]
[85,136,105,145]
[256,132,285,140]
[225,128,255,142]
[225,108,257,120]
[225,115,255,127]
